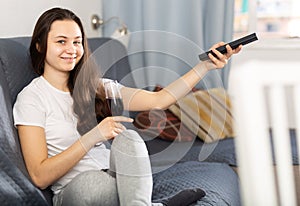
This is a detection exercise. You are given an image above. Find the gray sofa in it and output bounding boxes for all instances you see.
[0,37,240,205]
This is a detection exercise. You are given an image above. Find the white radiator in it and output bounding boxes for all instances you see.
[230,60,300,206]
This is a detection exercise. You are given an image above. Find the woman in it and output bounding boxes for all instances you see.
[13,7,241,206]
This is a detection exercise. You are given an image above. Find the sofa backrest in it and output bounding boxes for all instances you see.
[0,37,36,174]
[0,37,48,205]
[0,37,37,104]
[88,37,136,87]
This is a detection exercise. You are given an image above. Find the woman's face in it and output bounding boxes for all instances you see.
[44,20,84,75]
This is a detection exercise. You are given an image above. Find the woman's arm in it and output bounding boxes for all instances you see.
[18,125,86,189]
[18,116,132,189]
[121,43,242,111]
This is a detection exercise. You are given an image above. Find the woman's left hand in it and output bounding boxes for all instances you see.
[205,42,242,69]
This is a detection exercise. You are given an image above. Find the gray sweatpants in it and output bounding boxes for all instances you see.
[53,129,162,206]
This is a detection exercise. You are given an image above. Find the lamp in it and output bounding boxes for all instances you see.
[91,14,130,47]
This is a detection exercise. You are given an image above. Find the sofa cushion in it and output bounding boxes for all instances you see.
[152,161,240,205]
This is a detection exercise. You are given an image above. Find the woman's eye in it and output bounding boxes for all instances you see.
[57,40,66,44]
[74,41,82,45]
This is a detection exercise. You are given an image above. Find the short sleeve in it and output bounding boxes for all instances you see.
[101,78,124,90]
[13,90,46,128]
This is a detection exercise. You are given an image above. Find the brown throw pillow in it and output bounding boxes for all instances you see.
[134,109,195,142]
[168,88,235,143]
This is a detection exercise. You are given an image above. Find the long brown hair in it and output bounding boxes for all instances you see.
[30,7,108,134]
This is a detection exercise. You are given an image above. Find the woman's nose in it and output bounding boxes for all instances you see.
[66,43,76,53]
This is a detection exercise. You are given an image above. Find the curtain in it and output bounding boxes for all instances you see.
[102,0,235,89]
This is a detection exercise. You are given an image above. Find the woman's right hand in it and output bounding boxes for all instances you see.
[204,42,242,70]
[97,116,134,140]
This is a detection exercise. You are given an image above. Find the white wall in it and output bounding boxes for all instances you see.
[0,0,103,38]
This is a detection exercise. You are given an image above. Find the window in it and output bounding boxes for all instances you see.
[234,0,300,38]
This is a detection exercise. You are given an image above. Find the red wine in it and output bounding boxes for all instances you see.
[106,98,124,116]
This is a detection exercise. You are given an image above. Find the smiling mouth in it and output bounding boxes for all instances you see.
[61,57,77,60]
[61,57,77,63]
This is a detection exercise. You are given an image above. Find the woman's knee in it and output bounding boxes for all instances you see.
[112,129,148,156]
[118,129,144,143]
[110,130,151,177]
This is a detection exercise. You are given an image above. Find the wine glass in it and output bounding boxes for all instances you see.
[104,80,124,116]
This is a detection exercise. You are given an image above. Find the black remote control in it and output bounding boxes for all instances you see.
[198,33,258,61]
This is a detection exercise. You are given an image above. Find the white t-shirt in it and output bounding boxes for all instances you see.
[13,76,114,194]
